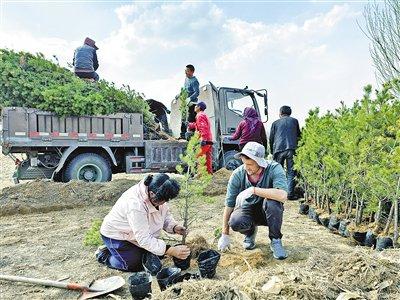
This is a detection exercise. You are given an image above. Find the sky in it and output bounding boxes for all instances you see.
[0,0,378,128]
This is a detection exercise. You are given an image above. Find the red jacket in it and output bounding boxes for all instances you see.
[188,111,213,142]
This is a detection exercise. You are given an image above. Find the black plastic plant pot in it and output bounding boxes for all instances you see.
[172,253,192,271]
[128,271,152,300]
[352,231,367,246]
[314,211,322,225]
[307,207,316,220]
[364,230,377,248]
[172,272,200,284]
[376,237,394,251]
[338,220,350,237]
[197,249,221,279]
[299,203,309,215]
[156,267,181,291]
[328,215,340,231]
[142,253,162,276]
[318,216,330,228]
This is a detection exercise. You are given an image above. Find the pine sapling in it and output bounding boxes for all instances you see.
[176,132,212,244]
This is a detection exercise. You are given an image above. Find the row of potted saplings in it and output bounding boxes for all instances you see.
[298,202,394,251]
[128,248,221,299]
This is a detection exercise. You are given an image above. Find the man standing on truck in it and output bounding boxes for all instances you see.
[146,99,171,134]
[217,142,288,260]
[184,64,200,122]
[73,37,100,81]
[180,64,200,139]
[188,102,213,174]
[269,106,301,200]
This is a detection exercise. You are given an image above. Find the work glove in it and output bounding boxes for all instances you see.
[166,109,171,114]
[235,187,255,208]
[218,233,231,251]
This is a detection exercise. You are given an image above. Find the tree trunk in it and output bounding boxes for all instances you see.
[383,202,394,236]
[355,192,360,223]
[393,198,398,245]
[393,177,400,245]
[375,199,382,226]
[356,198,364,226]
[346,189,355,219]
[327,195,331,215]
[304,182,308,202]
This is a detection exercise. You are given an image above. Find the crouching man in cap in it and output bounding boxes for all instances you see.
[217,142,288,259]
[73,37,100,81]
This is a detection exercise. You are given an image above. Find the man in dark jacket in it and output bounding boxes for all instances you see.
[146,99,171,134]
[269,106,301,200]
[73,37,99,81]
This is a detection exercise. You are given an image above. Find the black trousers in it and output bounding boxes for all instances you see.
[229,199,284,240]
[180,103,197,138]
[274,150,296,197]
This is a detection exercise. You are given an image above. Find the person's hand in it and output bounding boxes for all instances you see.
[236,187,255,208]
[218,234,231,251]
[167,245,191,260]
[200,140,207,146]
[173,225,187,236]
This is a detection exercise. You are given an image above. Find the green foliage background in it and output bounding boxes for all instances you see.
[0,49,154,126]
[295,79,400,230]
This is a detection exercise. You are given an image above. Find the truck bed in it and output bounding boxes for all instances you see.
[1,107,144,153]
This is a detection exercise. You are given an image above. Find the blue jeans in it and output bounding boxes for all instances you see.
[274,150,296,198]
[98,234,148,272]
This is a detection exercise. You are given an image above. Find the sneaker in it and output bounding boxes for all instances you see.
[270,239,287,260]
[243,227,258,250]
[95,245,110,264]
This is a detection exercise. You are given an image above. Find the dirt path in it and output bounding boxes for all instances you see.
[1,192,399,300]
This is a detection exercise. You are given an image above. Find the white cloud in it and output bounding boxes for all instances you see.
[0,2,375,127]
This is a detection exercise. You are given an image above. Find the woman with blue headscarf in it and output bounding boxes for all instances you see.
[229,107,267,150]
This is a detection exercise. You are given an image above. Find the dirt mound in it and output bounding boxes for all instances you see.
[157,248,400,300]
[0,179,138,216]
[204,168,232,196]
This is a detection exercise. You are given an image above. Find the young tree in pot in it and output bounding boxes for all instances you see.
[174,132,212,269]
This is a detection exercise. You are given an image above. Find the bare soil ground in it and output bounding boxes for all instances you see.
[0,159,399,300]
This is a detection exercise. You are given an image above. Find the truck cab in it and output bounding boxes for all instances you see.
[170,82,268,170]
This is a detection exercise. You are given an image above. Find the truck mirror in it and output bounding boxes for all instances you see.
[264,94,268,116]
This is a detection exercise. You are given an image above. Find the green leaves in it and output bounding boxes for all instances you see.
[0,49,154,126]
[175,132,212,243]
[179,88,189,119]
[295,79,400,223]
[83,219,103,247]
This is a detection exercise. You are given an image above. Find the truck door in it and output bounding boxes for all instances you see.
[219,88,259,135]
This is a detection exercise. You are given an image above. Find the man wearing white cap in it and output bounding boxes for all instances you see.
[217,142,288,259]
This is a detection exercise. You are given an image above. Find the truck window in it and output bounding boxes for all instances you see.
[226,91,254,116]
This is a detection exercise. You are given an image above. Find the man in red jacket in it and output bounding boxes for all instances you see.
[188,102,213,174]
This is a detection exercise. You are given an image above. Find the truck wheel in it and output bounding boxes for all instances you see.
[64,153,112,182]
[223,150,242,171]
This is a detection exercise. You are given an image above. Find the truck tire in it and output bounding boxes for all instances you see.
[64,153,112,182]
[223,150,242,171]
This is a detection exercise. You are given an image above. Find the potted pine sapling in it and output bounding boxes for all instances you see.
[174,132,212,270]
